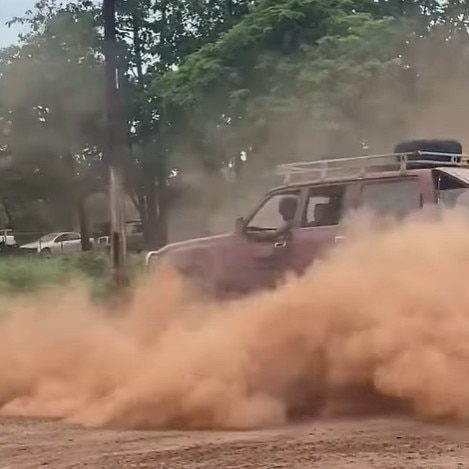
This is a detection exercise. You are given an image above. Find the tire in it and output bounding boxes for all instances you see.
[394,139,462,154]
[40,247,52,258]
[394,139,462,166]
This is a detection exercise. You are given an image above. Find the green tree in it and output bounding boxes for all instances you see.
[114,0,254,247]
[157,0,407,167]
[0,4,105,247]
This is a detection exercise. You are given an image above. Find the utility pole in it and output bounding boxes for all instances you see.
[102,0,128,287]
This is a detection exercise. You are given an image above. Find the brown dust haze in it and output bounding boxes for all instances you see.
[2,210,469,430]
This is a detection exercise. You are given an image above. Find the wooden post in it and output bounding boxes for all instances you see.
[102,0,128,287]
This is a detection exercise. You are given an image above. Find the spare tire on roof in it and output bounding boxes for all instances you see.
[394,139,462,165]
[394,139,462,154]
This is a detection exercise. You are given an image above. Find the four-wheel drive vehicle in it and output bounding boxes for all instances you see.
[146,139,469,296]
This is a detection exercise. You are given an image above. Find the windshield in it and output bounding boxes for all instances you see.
[38,233,59,242]
[438,188,469,209]
[247,193,300,231]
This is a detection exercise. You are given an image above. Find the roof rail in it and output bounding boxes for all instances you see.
[275,151,469,185]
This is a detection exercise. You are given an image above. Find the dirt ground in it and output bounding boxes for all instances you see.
[1,416,469,469]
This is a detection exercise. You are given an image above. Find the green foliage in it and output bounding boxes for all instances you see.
[0,2,105,231]
[155,0,409,169]
[0,252,144,300]
[158,0,361,108]
[66,251,110,278]
[156,0,469,171]
[0,257,71,293]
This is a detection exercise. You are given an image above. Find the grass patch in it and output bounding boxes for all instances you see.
[0,252,146,298]
[0,257,72,293]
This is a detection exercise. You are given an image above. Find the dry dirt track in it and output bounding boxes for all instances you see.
[1,417,469,469]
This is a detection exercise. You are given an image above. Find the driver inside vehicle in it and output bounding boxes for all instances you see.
[278,195,298,222]
[244,193,299,241]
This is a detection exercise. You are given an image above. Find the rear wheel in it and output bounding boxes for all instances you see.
[40,247,52,258]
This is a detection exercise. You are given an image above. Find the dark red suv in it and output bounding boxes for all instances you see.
[146,140,469,296]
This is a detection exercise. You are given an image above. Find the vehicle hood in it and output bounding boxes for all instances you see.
[148,232,233,268]
[20,241,42,249]
[155,233,232,255]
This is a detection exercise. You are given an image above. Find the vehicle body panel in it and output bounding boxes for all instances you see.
[287,226,342,275]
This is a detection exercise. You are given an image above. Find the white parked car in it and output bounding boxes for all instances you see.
[0,232,18,247]
[20,232,83,255]
[94,235,110,248]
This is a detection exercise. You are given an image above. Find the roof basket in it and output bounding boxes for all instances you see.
[275,151,469,185]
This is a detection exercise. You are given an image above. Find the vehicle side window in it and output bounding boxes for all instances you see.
[434,172,469,209]
[98,236,109,245]
[360,178,421,217]
[247,191,301,232]
[302,185,347,227]
[56,233,80,242]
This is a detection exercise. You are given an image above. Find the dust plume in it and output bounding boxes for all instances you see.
[2,210,469,429]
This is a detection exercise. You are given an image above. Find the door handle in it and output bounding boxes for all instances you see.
[274,240,287,248]
[335,236,345,243]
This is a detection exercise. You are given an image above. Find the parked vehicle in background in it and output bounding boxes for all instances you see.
[20,232,83,256]
[93,235,110,249]
[126,221,145,253]
[93,221,144,253]
[145,139,469,297]
[0,229,18,248]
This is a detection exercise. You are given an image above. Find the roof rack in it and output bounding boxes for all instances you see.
[275,151,469,185]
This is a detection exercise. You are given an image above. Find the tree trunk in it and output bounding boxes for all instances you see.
[77,196,92,251]
[139,174,169,250]
[155,155,168,248]
[2,200,13,229]
[154,0,169,249]
[135,189,153,246]
[131,11,160,249]
[144,175,159,249]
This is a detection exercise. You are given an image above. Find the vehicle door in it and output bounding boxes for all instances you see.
[53,234,69,254]
[287,181,358,275]
[62,232,82,253]
[221,188,306,293]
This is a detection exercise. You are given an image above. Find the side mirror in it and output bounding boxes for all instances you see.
[235,217,245,234]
